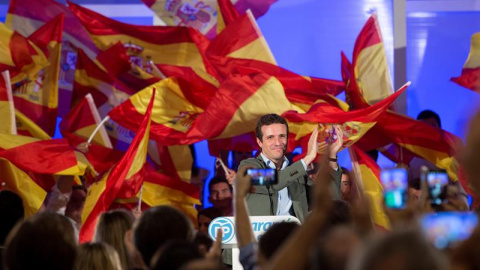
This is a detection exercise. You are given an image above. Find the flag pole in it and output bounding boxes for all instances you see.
[137,184,143,212]
[149,60,167,79]
[87,116,110,144]
[216,157,230,176]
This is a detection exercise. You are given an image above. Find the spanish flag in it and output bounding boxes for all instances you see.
[284,83,408,154]
[0,22,48,84]
[79,89,155,243]
[13,14,63,136]
[350,145,390,230]
[6,0,99,58]
[347,13,394,107]
[0,70,16,134]
[108,77,207,145]
[451,32,480,93]
[60,93,112,148]
[0,135,91,177]
[68,1,216,77]
[109,72,293,145]
[0,159,46,217]
[95,42,160,91]
[141,0,277,39]
[207,11,276,65]
[73,49,136,150]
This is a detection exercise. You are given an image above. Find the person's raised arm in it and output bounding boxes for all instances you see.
[234,166,255,248]
[262,148,334,270]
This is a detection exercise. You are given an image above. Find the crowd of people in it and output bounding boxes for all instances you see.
[1,110,479,270]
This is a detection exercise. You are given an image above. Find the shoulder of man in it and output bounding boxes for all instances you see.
[238,156,265,169]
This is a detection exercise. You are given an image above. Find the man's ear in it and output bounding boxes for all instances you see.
[256,137,263,148]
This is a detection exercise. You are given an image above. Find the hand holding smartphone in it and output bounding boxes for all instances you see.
[380,168,408,209]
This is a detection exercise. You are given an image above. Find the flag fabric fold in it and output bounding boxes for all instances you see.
[0,70,16,134]
[451,32,480,92]
[80,89,155,243]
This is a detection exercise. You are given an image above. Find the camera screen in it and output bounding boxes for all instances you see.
[427,171,449,205]
[380,168,408,209]
[247,168,277,185]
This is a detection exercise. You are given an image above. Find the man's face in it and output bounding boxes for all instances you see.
[197,214,212,235]
[257,123,287,163]
[340,173,351,196]
[208,182,232,210]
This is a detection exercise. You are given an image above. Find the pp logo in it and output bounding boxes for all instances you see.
[208,217,235,244]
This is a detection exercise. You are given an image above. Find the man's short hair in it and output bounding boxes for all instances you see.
[417,110,441,128]
[255,114,289,142]
[208,175,233,193]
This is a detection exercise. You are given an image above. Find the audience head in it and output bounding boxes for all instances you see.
[327,200,353,228]
[133,206,194,266]
[417,110,441,128]
[0,190,24,246]
[93,209,134,270]
[208,176,233,214]
[150,240,203,270]
[197,207,223,235]
[257,221,299,265]
[73,242,122,270]
[349,230,448,270]
[313,225,360,270]
[3,212,77,270]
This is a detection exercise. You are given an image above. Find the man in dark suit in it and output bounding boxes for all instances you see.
[238,114,342,222]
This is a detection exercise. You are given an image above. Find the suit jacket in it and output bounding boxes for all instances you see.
[239,155,342,223]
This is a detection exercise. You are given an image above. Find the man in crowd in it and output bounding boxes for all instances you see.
[238,114,343,222]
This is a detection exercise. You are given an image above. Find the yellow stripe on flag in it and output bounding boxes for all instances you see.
[0,158,47,217]
[216,76,292,138]
[358,163,390,229]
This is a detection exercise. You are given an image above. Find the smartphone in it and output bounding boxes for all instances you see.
[380,168,408,209]
[426,170,449,206]
[420,212,478,249]
[246,168,278,186]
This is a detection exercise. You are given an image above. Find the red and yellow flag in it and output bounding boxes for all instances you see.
[13,15,63,136]
[68,1,216,78]
[0,23,48,84]
[141,0,277,39]
[0,70,16,134]
[207,11,276,65]
[109,72,293,145]
[60,93,112,148]
[350,145,390,230]
[0,135,90,177]
[0,159,46,217]
[6,0,98,57]
[73,49,137,150]
[283,83,408,154]
[451,32,480,93]
[346,14,394,108]
[80,89,155,243]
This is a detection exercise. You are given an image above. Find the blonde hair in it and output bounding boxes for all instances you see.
[93,209,134,270]
[73,242,122,270]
